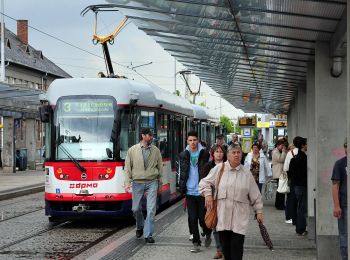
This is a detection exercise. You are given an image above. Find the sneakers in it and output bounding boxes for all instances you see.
[285,219,293,224]
[190,243,201,253]
[297,231,308,236]
[136,229,143,238]
[213,250,223,259]
[145,236,155,243]
[189,234,193,241]
[204,234,212,248]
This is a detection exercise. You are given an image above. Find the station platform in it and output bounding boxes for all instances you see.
[0,169,44,201]
[87,197,317,260]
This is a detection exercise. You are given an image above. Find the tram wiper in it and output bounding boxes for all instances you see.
[58,144,87,173]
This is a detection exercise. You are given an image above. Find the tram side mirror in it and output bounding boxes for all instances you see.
[39,105,51,123]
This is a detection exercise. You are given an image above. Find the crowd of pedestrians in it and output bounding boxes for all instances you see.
[122,128,347,260]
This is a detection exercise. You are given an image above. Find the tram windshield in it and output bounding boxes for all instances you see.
[54,96,116,161]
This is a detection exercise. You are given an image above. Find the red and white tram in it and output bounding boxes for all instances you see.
[40,78,221,221]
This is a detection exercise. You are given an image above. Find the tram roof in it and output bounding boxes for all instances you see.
[45,78,194,116]
[192,104,219,123]
[102,0,347,114]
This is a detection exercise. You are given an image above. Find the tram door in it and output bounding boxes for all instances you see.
[173,118,182,185]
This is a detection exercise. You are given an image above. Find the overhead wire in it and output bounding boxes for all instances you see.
[0,11,157,85]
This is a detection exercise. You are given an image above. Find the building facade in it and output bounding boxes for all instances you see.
[0,20,70,172]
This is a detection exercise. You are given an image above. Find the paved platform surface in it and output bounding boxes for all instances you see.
[87,197,316,260]
[0,169,44,200]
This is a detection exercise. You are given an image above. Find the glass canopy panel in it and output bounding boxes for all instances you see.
[231,0,345,18]
[107,0,346,113]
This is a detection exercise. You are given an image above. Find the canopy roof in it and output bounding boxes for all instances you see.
[0,82,43,118]
[102,0,347,114]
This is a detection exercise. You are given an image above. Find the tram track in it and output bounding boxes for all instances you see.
[64,224,127,260]
[0,220,71,251]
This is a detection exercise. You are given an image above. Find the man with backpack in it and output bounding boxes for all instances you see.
[287,136,308,235]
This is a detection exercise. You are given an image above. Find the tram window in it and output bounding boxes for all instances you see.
[157,129,169,158]
[159,114,168,129]
[119,110,129,160]
[141,111,155,128]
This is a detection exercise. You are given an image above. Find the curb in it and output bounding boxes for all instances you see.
[0,184,45,201]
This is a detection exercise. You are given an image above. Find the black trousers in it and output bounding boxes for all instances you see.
[219,230,245,260]
[275,179,286,210]
[186,195,211,245]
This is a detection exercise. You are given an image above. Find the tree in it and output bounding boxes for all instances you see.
[174,90,181,96]
[220,115,234,133]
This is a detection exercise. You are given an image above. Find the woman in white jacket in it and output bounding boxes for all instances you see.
[244,142,272,192]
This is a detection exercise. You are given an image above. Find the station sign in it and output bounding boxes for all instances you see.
[0,124,3,128]
[238,117,256,127]
[257,122,270,128]
[275,121,287,127]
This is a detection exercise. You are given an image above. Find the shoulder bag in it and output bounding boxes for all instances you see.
[277,171,290,194]
[204,162,225,229]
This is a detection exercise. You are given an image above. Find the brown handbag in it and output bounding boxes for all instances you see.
[204,163,225,229]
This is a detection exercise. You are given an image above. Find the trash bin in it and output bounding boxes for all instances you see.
[16,148,27,171]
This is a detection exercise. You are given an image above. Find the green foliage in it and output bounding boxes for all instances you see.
[220,115,234,133]
[198,101,206,107]
[252,127,259,140]
[174,90,181,96]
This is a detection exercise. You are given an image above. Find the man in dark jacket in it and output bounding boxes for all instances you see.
[179,131,210,253]
[289,136,307,235]
[331,138,348,260]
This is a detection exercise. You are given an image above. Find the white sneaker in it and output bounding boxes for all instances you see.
[285,219,293,224]
[189,234,193,241]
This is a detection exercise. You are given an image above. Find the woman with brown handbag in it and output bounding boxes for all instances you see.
[199,144,264,260]
[200,144,225,259]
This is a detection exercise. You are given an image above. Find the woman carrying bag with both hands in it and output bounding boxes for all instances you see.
[199,144,264,260]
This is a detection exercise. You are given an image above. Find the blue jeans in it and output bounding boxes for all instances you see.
[132,180,158,238]
[294,185,307,234]
[338,207,348,260]
[213,229,222,251]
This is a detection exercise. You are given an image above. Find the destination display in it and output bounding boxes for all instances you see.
[60,99,114,114]
[238,117,256,127]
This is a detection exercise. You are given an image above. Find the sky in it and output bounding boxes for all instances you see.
[4,0,244,120]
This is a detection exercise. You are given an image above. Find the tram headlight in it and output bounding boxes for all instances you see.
[106,168,112,174]
[59,174,64,179]
[105,174,109,179]
[99,174,103,179]
[65,174,69,179]
[57,168,62,174]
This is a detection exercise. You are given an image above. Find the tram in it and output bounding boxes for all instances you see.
[40,78,222,221]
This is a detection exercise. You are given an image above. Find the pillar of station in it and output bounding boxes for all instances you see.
[287,99,297,140]
[287,84,307,141]
[347,1,350,257]
[25,119,36,170]
[2,116,14,173]
[314,42,347,259]
[296,85,307,135]
[306,62,316,240]
[344,1,350,258]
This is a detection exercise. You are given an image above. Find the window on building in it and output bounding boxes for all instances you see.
[6,39,11,49]
[36,120,41,141]
[20,119,24,141]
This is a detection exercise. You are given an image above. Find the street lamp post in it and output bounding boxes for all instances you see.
[0,0,5,82]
